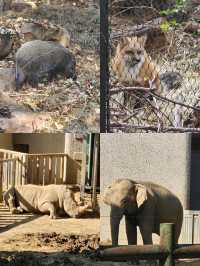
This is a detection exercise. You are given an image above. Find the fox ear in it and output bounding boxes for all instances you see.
[137,35,147,48]
[119,37,129,49]
[135,184,147,208]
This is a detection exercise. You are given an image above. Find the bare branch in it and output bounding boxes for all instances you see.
[110,123,200,133]
[150,92,200,112]
[110,86,156,95]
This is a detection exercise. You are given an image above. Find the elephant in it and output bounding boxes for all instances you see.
[102,179,183,246]
[3,184,91,219]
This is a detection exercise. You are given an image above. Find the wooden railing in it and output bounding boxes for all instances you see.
[99,223,200,266]
[0,149,69,193]
[0,149,27,193]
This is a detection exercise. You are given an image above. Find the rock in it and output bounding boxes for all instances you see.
[0,0,12,11]
[0,68,15,91]
[0,106,11,118]
[0,111,50,132]
[166,10,188,23]
[15,40,77,90]
[144,27,168,51]
[160,71,182,92]
[191,10,200,21]
[21,21,70,47]
[184,21,200,34]
[0,27,14,60]
[11,1,34,12]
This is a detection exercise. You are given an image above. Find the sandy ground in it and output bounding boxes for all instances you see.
[0,203,99,251]
[1,205,200,265]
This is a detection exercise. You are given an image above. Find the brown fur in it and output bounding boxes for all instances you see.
[112,36,162,93]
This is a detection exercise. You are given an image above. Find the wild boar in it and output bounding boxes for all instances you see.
[15,40,77,90]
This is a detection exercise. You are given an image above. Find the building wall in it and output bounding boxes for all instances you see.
[13,133,66,153]
[0,134,13,150]
[100,133,192,245]
[1,133,83,185]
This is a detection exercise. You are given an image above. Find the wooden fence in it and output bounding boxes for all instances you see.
[27,153,68,185]
[0,149,27,194]
[99,223,200,266]
[0,149,69,195]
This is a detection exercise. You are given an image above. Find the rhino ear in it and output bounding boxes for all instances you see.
[135,184,147,208]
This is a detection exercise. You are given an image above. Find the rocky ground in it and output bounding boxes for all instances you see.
[0,0,99,132]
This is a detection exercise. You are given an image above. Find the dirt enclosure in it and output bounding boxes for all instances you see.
[0,0,99,132]
[0,202,200,266]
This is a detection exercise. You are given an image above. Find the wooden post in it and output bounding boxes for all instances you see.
[160,223,175,266]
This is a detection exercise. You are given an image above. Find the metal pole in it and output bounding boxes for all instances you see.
[80,136,87,203]
[160,223,175,266]
[100,0,110,132]
[91,134,99,209]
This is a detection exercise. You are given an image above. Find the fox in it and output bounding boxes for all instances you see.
[111,35,163,94]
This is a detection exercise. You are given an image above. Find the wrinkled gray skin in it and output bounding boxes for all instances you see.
[15,40,77,90]
[3,184,90,219]
[102,179,183,246]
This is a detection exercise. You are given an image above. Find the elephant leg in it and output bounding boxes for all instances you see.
[139,223,153,245]
[39,202,56,219]
[125,215,140,265]
[125,214,137,245]
[110,206,123,246]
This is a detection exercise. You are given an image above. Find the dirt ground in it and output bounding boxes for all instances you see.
[0,203,200,266]
[0,0,99,132]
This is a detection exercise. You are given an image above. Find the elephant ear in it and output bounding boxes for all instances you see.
[135,184,148,208]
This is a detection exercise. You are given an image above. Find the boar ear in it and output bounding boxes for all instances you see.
[137,35,147,48]
[135,184,147,208]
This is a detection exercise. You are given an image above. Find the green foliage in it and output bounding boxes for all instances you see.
[160,21,170,32]
[159,0,186,16]
[160,19,180,32]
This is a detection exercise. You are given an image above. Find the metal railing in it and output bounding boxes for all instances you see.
[98,223,200,266]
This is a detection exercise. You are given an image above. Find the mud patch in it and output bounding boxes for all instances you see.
[20,233,99,253]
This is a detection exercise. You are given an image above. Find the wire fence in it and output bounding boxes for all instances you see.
[101,0,200,132]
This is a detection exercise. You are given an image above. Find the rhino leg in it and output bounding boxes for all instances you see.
[3,187,19,214]
[38,202,57,219]
[8,194,18,214]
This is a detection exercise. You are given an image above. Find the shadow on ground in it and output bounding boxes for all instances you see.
[0,204,41,234]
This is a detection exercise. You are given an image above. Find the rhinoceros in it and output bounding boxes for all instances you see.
[15,40,77,90]
[3,184,90,219]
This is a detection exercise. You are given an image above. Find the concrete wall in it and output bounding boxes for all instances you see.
[0,134,13,150]
[100,133,192,245]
